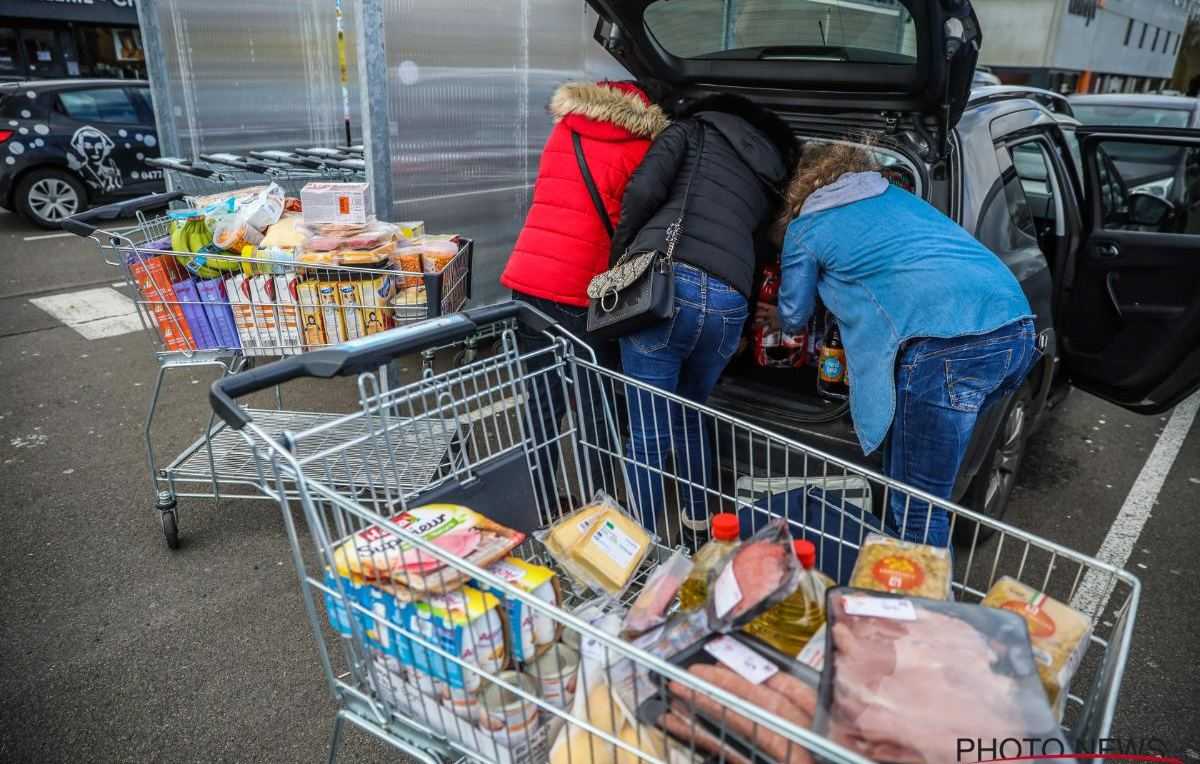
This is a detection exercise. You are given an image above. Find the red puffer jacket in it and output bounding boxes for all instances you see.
[501,81,668,307]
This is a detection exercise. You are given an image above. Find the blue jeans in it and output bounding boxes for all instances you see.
[619,263,748,533]
[885,318,1038,546]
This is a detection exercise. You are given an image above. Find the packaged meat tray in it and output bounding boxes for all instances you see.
[980,577,1093,719]
[332,504,525,595]
[635,632,819,764]
[819,588,1067,764]
[706,519,802,631]
[848,533,952,600]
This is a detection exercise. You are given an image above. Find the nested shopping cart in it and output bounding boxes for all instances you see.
[210,302,1139,764]
[147,145,366,198]
[61,191,473,549]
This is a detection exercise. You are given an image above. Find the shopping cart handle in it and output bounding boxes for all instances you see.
[60,191,187,237]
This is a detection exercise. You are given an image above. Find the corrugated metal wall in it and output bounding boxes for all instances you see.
[382,1,626,303]
[146,0,357,157]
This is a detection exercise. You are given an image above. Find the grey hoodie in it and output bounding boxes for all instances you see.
[800,171,890,216]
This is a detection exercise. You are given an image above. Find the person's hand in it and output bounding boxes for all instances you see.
[755,302,781,330]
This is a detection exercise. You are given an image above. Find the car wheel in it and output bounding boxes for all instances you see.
[954,380,1033,546]
[15,168,87,229]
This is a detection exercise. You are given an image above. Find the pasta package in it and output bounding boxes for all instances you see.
[981,577,1092,719]
[848,533,952,600]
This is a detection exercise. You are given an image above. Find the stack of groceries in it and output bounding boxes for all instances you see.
[125,180,464,356]
[321,492,1093,764]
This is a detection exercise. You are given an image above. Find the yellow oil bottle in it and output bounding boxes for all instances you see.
[677,513,740,611]
[742,540,833,655]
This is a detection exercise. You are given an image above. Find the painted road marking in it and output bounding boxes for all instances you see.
[23,225,140,242]
[29,286,142,340]
[1072,390,1200,616]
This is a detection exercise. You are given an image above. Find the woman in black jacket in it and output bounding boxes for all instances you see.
[610,94,795,534]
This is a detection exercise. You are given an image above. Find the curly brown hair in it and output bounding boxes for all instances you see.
[772,142,879,241]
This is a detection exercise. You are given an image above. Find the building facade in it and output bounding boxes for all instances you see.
[974,0,1191,93]
[0,0,145,82]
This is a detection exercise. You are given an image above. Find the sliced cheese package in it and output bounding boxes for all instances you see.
[981,576,1093,719]
[537,493,653,599]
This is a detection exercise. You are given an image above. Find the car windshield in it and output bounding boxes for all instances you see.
[1071,104,1191,128]
[644,0,918,62]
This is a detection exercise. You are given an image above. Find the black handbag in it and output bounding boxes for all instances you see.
[580,125,704,340]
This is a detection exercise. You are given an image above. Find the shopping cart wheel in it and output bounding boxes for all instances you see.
[160,510,179,550]
[156,492,180,550]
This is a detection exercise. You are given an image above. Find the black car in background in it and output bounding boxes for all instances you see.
[0,78,163,228]
[587,0,1200,535]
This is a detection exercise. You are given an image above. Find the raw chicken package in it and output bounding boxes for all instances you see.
[818,588,1066,764]
[635,632,819,764]
[705,519,802,631]
[980,577,1093,719]
[623,549,693,638]
[848,533,952,600]
[332,504,525,595]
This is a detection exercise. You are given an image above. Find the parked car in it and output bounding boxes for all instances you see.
[587,0,1200,537]
[972,65,1001,87]
[0,79,163,228]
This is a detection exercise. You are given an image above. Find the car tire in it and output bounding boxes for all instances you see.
[14,167,87,229]
[953,379,1033,547]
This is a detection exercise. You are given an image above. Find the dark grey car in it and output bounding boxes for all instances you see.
[587,0,1200,538]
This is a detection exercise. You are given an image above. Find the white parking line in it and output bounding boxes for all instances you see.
[1072,390,1200,616]
[23,225,140,242]
[29,287,142,340]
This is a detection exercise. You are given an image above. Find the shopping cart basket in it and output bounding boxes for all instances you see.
[210,302,1139,764]
[61,191,473,549]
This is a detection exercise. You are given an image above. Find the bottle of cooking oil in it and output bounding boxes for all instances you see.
[677,513,740,611]
[742,540,833,655]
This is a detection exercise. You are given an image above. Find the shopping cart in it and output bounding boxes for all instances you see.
[61,191,473,549]
[147,146,364,199]
[210,302,1140,764]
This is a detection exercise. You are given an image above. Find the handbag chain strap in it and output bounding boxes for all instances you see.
[663,122,705,263]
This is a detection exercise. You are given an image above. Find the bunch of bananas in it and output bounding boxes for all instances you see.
[169,211,240,278]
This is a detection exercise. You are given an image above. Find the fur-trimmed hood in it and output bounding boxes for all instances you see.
[680,93,798,172]
[550,81,669,139]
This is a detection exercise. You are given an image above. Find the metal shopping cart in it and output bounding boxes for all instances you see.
[210,302,1139,764]
[61,191,473,549]
[147,145,365,199]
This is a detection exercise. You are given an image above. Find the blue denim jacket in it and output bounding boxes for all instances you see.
[779,176,1033,455]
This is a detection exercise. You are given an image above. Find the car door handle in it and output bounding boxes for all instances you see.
[1096,242,1121,258]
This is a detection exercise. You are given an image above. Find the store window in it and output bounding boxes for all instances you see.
[58,88,140,123]
[21,28,66,77]
[0,28,20,77]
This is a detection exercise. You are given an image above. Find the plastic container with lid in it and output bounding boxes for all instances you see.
[741,539,833,655]
[677,513,740,612]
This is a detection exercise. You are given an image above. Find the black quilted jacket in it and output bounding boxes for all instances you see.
[610,94,795,298]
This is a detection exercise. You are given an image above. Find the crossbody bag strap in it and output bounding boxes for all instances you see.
[664,122,706,260]
[573,131,614,239]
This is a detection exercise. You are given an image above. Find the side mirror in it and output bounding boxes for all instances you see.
[1128,192,1174,229]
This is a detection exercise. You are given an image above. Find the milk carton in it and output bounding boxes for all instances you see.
[475,558,559,663]
[403,586,506,692]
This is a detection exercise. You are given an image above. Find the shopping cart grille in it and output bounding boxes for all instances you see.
[168,408,460,495]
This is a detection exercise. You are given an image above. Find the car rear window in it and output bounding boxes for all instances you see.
[644,0,918,62]
[58,88,139,123]
[1072,104,1191,128]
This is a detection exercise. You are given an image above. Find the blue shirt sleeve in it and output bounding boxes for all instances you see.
[778,231,818,335]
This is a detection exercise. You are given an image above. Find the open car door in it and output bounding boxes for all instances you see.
[1058,127,1200,413]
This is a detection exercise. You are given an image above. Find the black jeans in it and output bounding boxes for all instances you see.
[512,292,621,510]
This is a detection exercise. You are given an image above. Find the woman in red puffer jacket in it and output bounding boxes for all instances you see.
[502,80,667,503]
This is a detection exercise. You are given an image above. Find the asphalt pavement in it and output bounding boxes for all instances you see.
[0,209,1197,762]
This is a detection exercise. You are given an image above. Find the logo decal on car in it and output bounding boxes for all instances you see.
[67,126,123,192]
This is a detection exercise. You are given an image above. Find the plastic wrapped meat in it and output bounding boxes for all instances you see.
[822,589,1065,764]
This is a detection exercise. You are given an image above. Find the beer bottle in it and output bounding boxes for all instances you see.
[817,313,849,400]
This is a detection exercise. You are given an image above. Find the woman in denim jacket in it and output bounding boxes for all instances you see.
[773,144,1037,546]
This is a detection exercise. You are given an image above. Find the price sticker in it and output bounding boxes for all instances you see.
[704,636,779,685]
[843,595,917,621]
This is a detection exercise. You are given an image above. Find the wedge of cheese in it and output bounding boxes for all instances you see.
[570,510,651,596]
[545,502,610,559]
